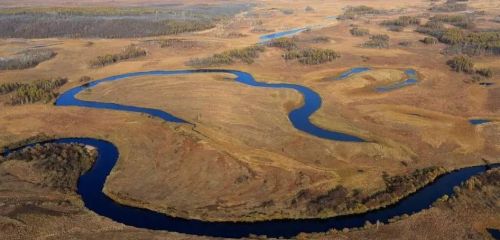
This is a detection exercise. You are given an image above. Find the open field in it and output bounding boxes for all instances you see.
[0,0,499,239]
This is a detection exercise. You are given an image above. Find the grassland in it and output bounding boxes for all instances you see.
[0,0,499,238]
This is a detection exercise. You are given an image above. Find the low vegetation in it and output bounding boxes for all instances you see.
[294,167,446,216]
[382,16,421,27]
[89,45,146,68]
[338,5,383,20]
[282,48,340,65]
[363,34,390,48]
[0,77,67,105]
[156,39,201,48]
[187,45,265,67]
[447,55,474,73]
[0,49,56,70]
[1,142,96,192]
[267,37,298,50]
[417,22,500,55]
[421,37,438,44]
[430,2,468,12]
[350,27,369,36]
[447,55,494,82]
[430,14,475,29]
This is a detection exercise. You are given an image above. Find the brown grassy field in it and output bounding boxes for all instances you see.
[0,0,499,238]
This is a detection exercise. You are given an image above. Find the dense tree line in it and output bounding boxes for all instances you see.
[0,82,23,95]
[187,45,265,67]
[89,45,147,68]
[0,3,253,39]
[0,49,56,70]
[283,48,340,65]
[0,16,216,39]
[350,27,369,36]
[1,143,96,192]
[363,34,390,48]
[4,77,67,105]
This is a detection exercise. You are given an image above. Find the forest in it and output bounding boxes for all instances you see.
[0,49,56,70]
[0,4,252,38]
[0,77,67,105]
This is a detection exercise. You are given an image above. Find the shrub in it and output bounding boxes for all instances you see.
[476,68,493,78]
[0,82,23,95]
[283,48,340,65]
[89,45,146,67]
[399,41,414,47]
[267,37,298,50]
[388,25,404,32]
[363,34,390,48]
[422,37,438,44]
[430,2,467,12]
[0,49,56,70]
[187,45,265,67]
[338,5,382,20]
[447,55,474,73]
[431,14,475,29]
[382,16,421,27]
[350,27,369,36]
[305,6,315,12]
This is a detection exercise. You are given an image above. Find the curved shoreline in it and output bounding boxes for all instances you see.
[2,138,498,238]
[56,69,365,142]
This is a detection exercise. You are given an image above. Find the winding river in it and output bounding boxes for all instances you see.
[2,69,497,238]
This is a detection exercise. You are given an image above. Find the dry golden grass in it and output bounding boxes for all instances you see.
[0,0,499,237]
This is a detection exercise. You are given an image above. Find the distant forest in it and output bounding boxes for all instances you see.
[0,4,252,38]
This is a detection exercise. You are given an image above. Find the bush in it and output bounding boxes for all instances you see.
[431,14,475,29]
[187,45,265,67]
[350,27,369,36]
[89,45,146,67]
[447,55,474,73]
[430,2,467,12]
[0,49,56,70]
[305,6,315,12]
[267,37,298,50]
[363,34,390,48]
[399,41,414,47]
[283,48,340,65]
[476,68,493,78]
[422,37,438,44]
[388,25,404,32]
[0,82,23,95]
[382,16,421,27]
[338,5,382,20]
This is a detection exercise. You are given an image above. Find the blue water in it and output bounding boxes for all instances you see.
[488,228,500,240]
[259,28,307,42]
[376,69,418,92]
[469,119,491,125]
[56,69,364,142]
[2,138,497,239]
[336,67,371,80]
